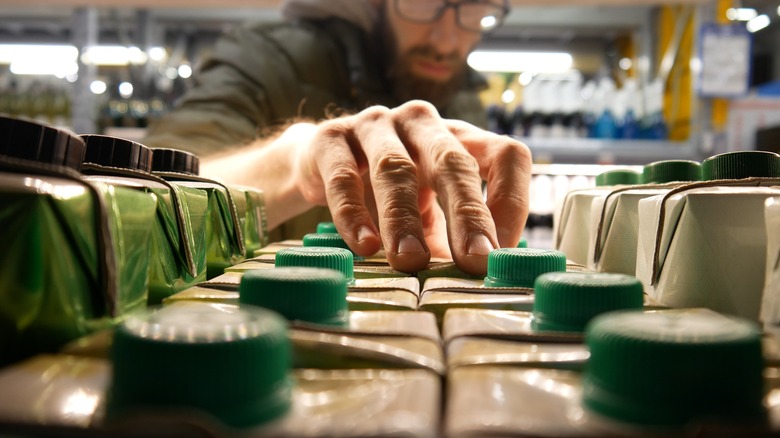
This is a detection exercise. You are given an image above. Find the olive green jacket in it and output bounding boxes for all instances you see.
[144,18,488,241]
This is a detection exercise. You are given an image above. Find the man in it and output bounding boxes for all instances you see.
[143,0,532,275]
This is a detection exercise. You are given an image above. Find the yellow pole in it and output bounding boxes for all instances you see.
[711,0,734,132]
[657,5,695,141]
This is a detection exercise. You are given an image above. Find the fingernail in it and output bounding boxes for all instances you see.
[398,234,425,255]
[357,225,375,243]
[467,233,494,256]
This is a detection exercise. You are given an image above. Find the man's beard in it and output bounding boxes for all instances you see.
[378,16,468,110]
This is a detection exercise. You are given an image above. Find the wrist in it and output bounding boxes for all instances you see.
[200,122,320,230]
[262,122,320,229]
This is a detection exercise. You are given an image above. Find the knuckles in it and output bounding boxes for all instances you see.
[374,153,418,181]
[381,196,422,222]
[355,102,440,130]
[393,100,440,119]
[330,199,367,221]
[314,121,351,149]
[494,139,533,167]
[326,163,363,192]
[448,199,492,219]
[430,148,480,178]
[356,105,393,124]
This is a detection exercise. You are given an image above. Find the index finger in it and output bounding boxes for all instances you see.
[309,119,383,258]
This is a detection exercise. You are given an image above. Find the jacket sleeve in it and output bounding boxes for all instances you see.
[143,21,348,158]
[142,63,270,157]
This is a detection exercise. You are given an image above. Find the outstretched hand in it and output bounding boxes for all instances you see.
[288,100,532,275]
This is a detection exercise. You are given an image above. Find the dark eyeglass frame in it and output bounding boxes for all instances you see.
[394,0,510,33]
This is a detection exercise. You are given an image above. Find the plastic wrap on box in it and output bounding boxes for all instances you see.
[0,173,156,365]
[0,355,441,438]
[229,185,268,258]
[84,172,210,304]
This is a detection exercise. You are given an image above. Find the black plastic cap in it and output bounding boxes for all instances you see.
[0,115,85,170]
[81,135,153,172]
[151,148,200,176]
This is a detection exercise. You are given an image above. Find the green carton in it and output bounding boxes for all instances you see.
[151,148,268,278]
[80,135,209,304]
[0,118,158,365]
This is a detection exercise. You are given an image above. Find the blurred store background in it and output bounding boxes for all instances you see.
[1,0,779,247]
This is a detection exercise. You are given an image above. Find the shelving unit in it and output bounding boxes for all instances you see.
[519,137,703,165]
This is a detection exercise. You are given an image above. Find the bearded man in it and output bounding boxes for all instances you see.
[143,0,532,276]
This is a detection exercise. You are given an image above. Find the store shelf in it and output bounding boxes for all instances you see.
[517,137,702,165]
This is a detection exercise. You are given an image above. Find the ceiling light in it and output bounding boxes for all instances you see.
[726,8,757,21]
[148,47,167,62]
[90,80,107,95]
[0,44,163,73]
[178,64,193,79]
[468,51,573,74]
[119,82,134,98]
[518,71,535,86]
[10,60,78,76]
[81,45,147,66]
[0,44,77,65]
[501,89,516,104]
[746,14,770,33]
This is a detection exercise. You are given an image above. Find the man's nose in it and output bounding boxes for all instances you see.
[427,7,460,54]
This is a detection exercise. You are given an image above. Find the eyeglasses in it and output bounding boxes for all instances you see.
[394,0,509,33]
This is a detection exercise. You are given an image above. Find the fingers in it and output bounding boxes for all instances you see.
[392,101,498,275]
[351,106,431,272]
[446,119,532,250]
[302,100,532,277]
[306,120,382,257]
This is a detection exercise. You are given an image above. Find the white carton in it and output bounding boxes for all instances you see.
[554,187,614,265]
[636,181,780,321]
[588,184,680,275]
[761,196,780,331]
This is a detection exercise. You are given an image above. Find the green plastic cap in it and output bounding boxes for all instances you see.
[108,302,292,428]
[240,267,349,326]
[316,222,338,234]
[303,232,350,250]
[595,169,640,186]
[582,310,765,426]
[517,236,528,248]
[701,151,780,180]
[484,248,567,288]
[531,272,643,333]
[275,247,354,284]
[642,160,701,184]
